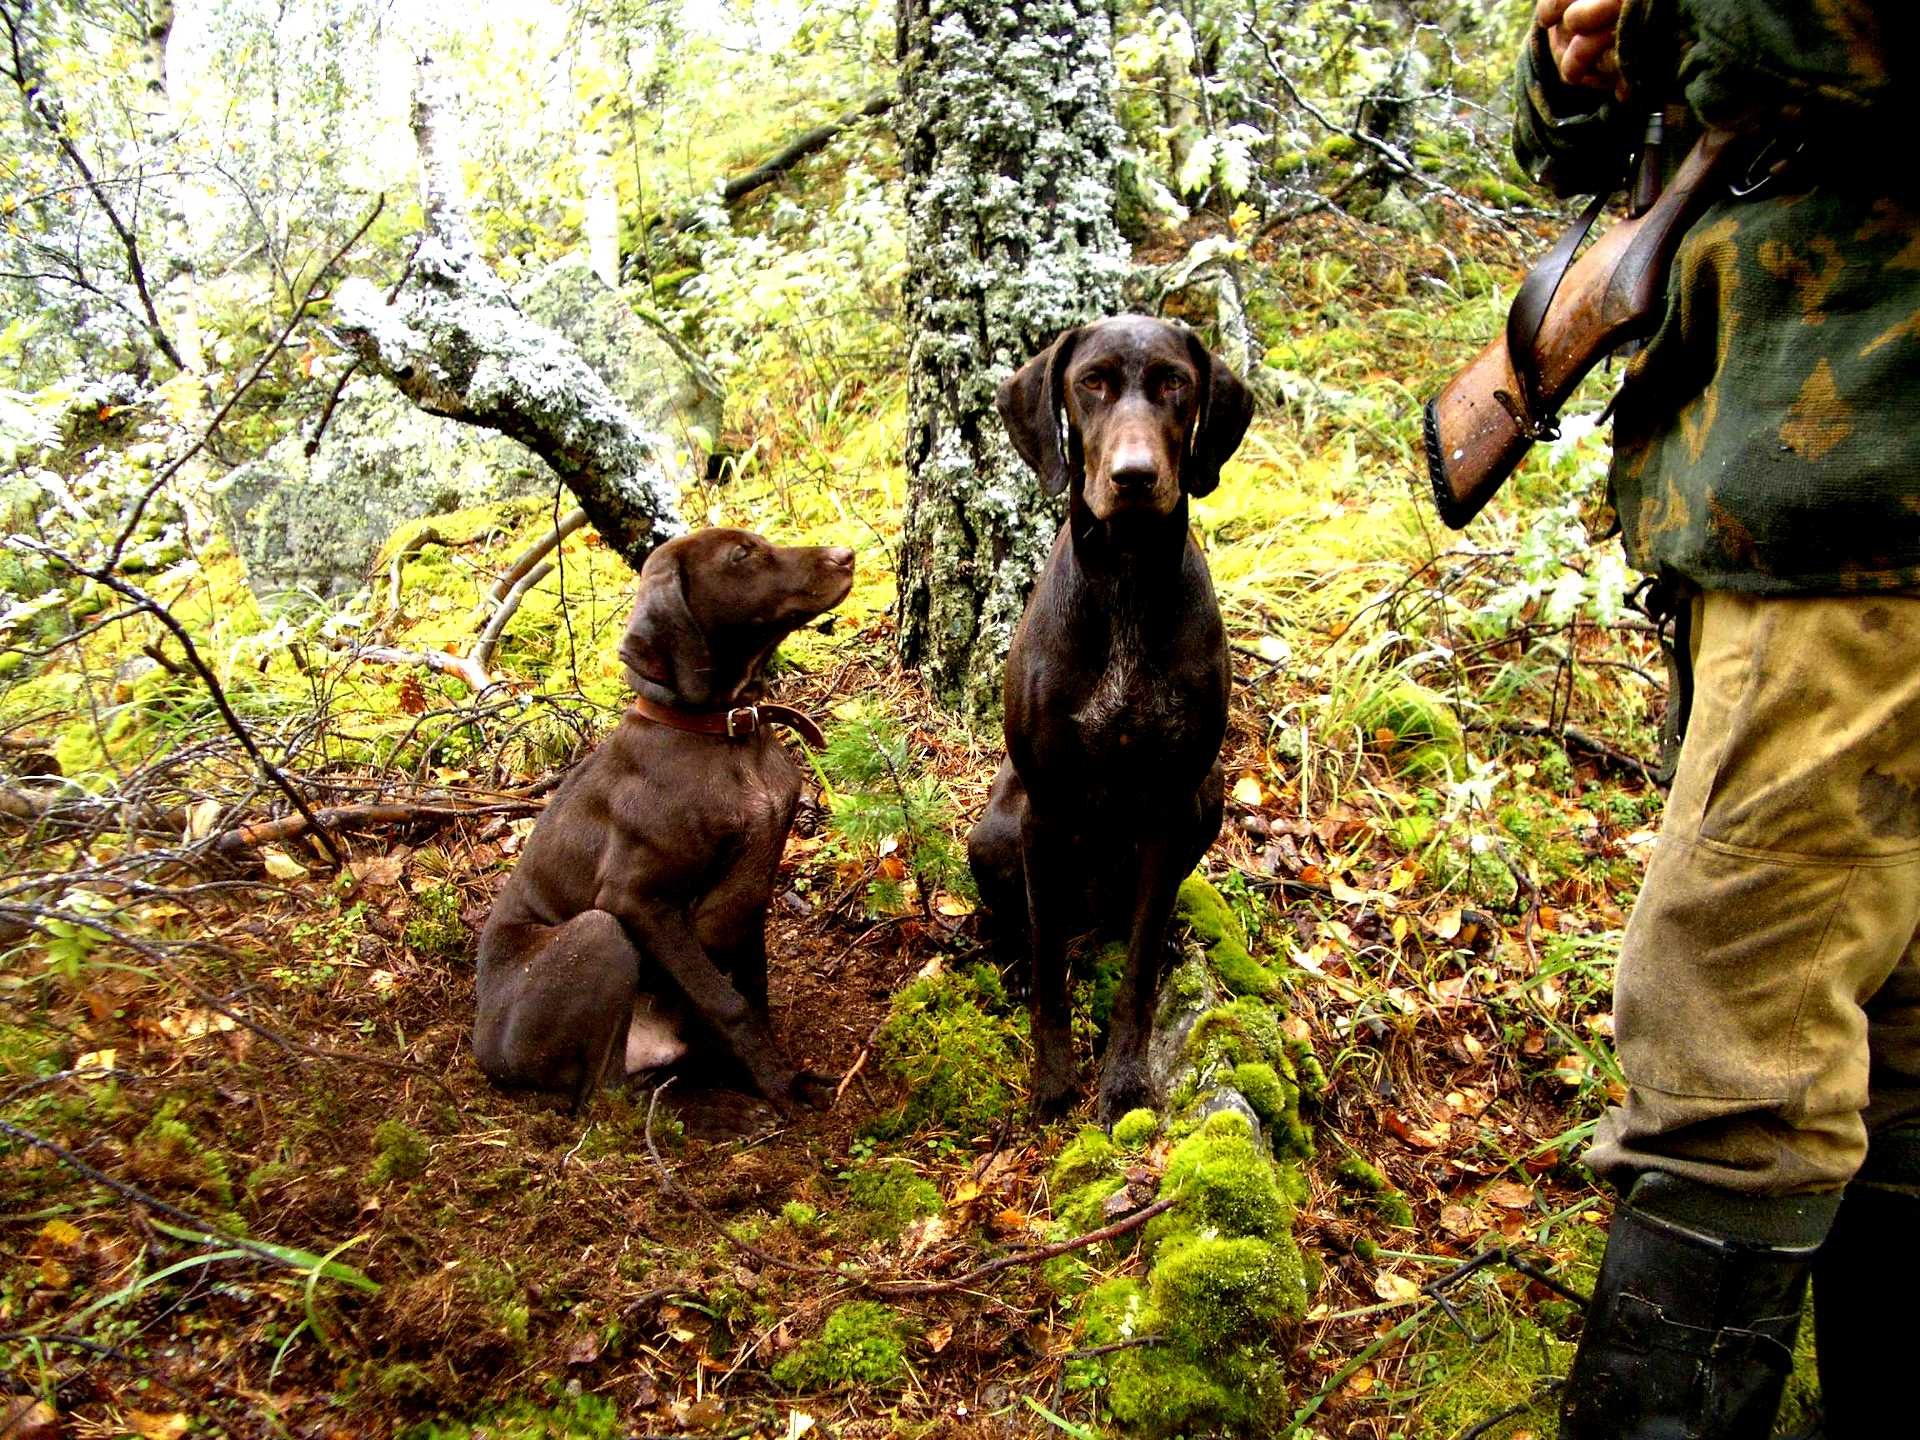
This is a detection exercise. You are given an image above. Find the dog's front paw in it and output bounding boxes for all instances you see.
[788,1069,837,1111]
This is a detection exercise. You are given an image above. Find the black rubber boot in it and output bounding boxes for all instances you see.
[1811,1128,1920,1439]
[1559,1173,1835,1440]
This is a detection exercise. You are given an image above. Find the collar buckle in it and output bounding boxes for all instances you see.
[724,706,759,738]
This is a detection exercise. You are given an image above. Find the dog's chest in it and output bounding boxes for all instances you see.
[1069,614,1188,752]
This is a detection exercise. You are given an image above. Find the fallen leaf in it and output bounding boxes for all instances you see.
[349,854,406,889]
[1231,775,1264,807]
[933,892,974,917]
[260,847,308,881]
[1485,1182,1536,1210]
[782,1416,817,1440]
[0,1399,58,1440]
[924,1322,953,1354]
[1430,907,1463,941]
[75,1046,116,1076]
[1374,1271,1421,1302]
[126,1411,190,1440]
[1439,1204,1476,1235]
[39,1219,82,1248]
[186,798,222,842]
[563,1331,601,1366]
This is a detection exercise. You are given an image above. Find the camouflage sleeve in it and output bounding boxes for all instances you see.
[1675,0,1912,130]
[1512,23,1636,198]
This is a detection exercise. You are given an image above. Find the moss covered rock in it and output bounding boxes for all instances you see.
[1094,1112,1310,1437]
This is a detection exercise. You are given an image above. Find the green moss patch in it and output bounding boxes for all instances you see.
[1334,1155,1415,1228]
[770,1301,911,1391]
[1178,999,1312,1163]
[846,1161,940,1241]
[873,964,1024,1136]
[1175,876,1277,999]
[369,1119,431,1186]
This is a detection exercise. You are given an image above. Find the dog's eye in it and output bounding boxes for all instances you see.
[1079,375,1110,400]
[731,543,754,565]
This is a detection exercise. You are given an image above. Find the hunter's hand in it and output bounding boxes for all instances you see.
[1536,0,1630,100]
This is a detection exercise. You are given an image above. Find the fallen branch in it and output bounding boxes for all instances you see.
[1481,718,1658,785]
[871,1196,1178,1297]
[385,524,480,612]
[0,1115,378,1286]
[209,797,543,855]
[352,643,500,696]
[643,1082,840,1278]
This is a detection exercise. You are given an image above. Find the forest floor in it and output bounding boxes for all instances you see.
[0,208,1825,1440]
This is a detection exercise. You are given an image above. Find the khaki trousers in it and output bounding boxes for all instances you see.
[1586,592,1920,1195]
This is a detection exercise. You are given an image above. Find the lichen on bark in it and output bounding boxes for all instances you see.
[894,0,1129,719]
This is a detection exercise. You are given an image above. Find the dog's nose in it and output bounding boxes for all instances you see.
[824,546,854,571]
[1108,440,1160,491]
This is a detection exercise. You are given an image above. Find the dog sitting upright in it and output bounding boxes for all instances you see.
[969,316,1253,1123]
[473,527,854,1111]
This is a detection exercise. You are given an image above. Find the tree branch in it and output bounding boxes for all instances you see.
[331,55,683,573]
[0,1,184,368]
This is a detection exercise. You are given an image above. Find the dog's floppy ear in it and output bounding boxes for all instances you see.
[996,327,1082,497]
[1180,332,1256,498]
[619,546,714,705]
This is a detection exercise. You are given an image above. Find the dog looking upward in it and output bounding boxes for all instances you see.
[968,315,1254,1123]
[473,527,854,1112]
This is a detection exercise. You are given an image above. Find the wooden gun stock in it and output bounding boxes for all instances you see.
[1424,127,1740,529]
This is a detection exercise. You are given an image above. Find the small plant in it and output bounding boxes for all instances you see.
[814,704,973,916]
[404,884,465,960]
[770,1301,910,1391]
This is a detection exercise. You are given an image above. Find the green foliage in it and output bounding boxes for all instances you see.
[815,704,973,916]
[770,1301,911,1391]
[368,1120,430,1186]
[132,1100,234,1209]
[397,1391,622,1440]
[873,965,1024,1136]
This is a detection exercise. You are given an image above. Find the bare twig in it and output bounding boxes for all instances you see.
[209,797,543,854]
[871,1196,1178,1297]
[351,643,501,696]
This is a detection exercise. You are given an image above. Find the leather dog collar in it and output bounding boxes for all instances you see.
[628,694,826,751]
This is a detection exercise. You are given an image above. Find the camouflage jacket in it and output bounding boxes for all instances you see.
[1513,1,1920,596]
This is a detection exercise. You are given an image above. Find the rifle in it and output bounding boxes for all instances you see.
[1423,123,1743,529]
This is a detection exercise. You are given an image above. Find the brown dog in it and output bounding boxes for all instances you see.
[473,527,854,1110]
[968,315,1253,1123]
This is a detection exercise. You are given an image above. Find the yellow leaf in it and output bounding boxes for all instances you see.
[127,1411,191,1440]
[1390,915,1409,944]
[1231,775,1264,807]
[782,1415,817,1440]
[260,847,308,881]
[1328,874,1369,905]
[39,1219,82,1248]
[933,892,974,917]
[1374,1270,1421,1302]
[76,1046,117,1075]
[1430,907,1464,941]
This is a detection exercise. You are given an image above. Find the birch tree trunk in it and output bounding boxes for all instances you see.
[894,0,1129,720]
